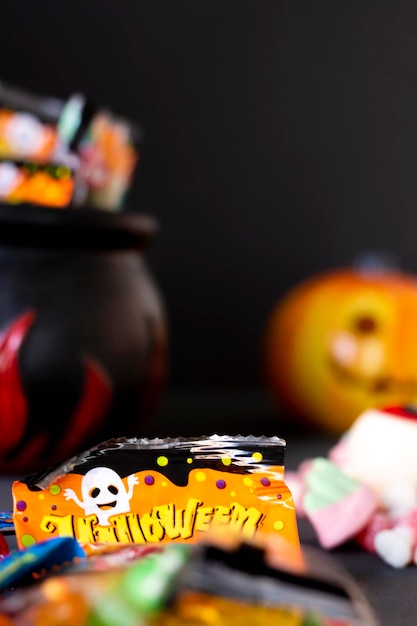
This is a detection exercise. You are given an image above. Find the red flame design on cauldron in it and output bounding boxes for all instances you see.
[0,311,112,467]
[0,310,34,454]
[52,356,112,461]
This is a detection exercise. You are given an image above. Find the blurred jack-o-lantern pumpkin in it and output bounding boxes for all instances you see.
[264,259,417,434]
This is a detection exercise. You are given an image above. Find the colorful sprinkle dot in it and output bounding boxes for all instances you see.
[38,494,45,500]
[261,477,270,486]
[157,456,168,467]
[243,477,253,487]
[196,472,206,482]
[49,484,61,496]
[145,475,155,486]
[162,481,167,487]
[187,457,193,464]
[51,505,57,511]
[273,520,284,531]
[16,500,26,512]
[21,534,36,548]
[230,491,236,497]
[23,517,28,523]
[216,479,226,489]
[252,452,263,462]
[221,457,232,466]
[277,493,282,499]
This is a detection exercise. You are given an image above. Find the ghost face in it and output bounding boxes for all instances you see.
[4,113,47,157]
[81,467,132,525]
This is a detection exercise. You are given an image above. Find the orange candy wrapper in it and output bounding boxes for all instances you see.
[0,108,58,162]
[12,435,300,551]
[0,161,74,207]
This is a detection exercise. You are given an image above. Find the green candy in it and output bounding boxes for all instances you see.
[304,457,359,513]
[121,544,190,612]
[88,544,191,626]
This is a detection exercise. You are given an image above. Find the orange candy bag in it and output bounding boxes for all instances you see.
[12,435,300,551]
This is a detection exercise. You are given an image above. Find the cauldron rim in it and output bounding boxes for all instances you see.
[0,203,157,251]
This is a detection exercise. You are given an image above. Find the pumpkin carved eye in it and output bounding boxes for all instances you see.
[353,315,378,334]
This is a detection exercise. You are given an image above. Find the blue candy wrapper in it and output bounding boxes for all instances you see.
[0,536,85,591]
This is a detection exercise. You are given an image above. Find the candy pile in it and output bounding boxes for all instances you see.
[288,405,417,568]
[0,434,380,624]
[0,531,378,625]
[0,80,139,210]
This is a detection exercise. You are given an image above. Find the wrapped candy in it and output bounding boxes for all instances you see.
[58,96,139,210]
[0,543,191,625]
[0,537,85,592]
[288,405,417,568]
[0,108,58,162]
[12,435,300,551]
[0,80,140,211]
[0,534,378,626]
[155,539,379,626]
[0,160,74,207]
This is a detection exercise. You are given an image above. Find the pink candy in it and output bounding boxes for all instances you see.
[356,512,393,553]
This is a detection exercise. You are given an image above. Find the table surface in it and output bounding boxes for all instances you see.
[1,388,416,626]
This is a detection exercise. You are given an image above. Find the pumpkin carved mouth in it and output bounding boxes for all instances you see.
[329,358,417,395]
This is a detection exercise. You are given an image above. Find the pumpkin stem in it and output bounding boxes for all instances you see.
[353,252,399,275]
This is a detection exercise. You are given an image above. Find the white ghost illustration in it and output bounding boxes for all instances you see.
[4,113,46,156]
[64,467,138,526]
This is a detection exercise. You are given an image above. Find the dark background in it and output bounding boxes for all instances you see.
[1,0,417,391]
[2,10,417,619]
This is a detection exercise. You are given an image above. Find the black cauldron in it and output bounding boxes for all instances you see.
[0,204,167,473]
